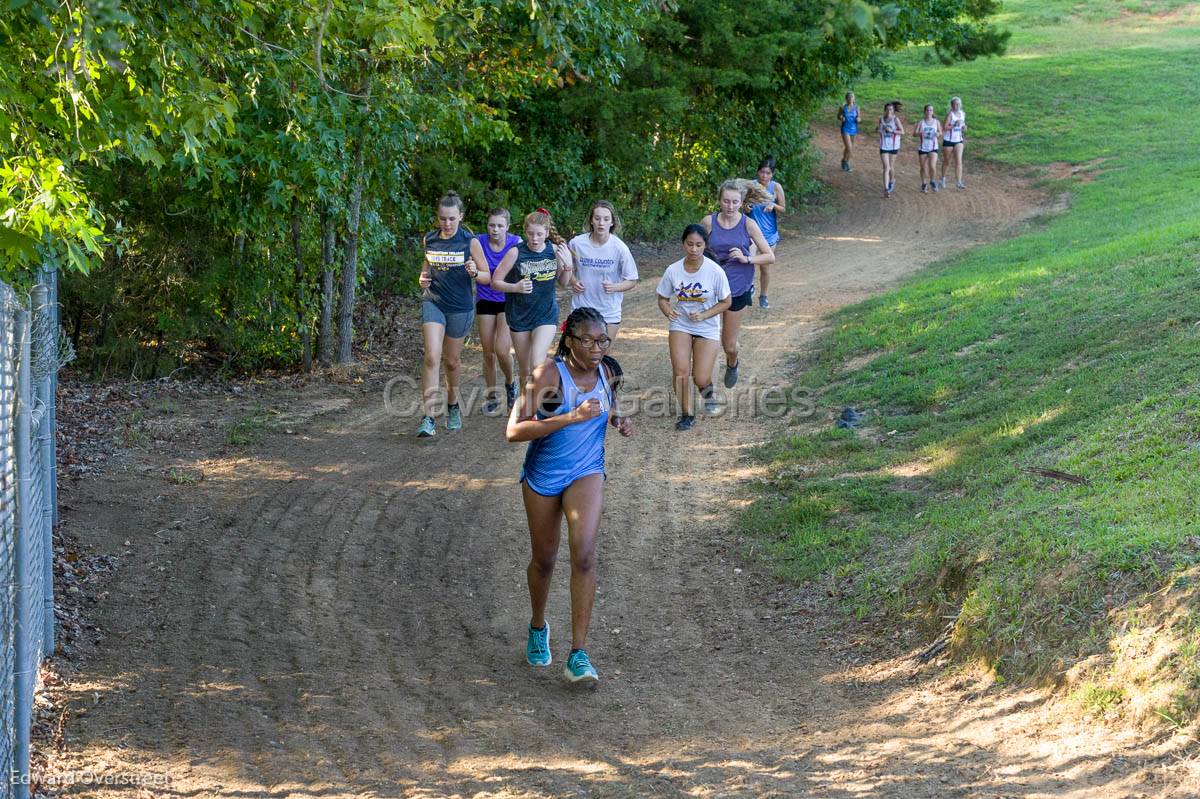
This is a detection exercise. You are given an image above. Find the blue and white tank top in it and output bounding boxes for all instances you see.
[879,117,901,150]
[521,358,611,494]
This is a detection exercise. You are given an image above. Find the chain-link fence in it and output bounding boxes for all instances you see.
[0,268,68,799]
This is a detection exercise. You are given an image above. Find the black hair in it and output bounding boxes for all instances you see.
[758,156,776,171]
[681,223,708,243]
[556,306,623,391]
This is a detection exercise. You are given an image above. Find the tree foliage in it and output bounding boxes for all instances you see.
[0,0,1005,374]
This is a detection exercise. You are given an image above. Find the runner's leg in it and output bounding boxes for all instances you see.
[422,322,446,417]
[442,333,466,407]
[562,473,605,650]
[691,336,720,391]
[669,330,695,417]
[478,313,498,396]
[722,307,745,369]
[495,313,515,385]
[522,483,564,630]
[511,329,532,387]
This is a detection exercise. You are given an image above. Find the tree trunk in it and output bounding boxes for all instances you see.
[291,197,312,371]
[318,204,336,366]
[337,134,366,364]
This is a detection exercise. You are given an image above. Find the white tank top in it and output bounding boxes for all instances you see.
[917,119,939,151]
[946,110,965,143]
[879,118,900,150]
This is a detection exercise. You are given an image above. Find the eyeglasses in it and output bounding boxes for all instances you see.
[568,334,612,350]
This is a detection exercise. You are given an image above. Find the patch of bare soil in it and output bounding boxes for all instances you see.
[37,128,1200,797]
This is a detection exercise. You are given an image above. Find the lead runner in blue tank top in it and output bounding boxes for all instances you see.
[838,91,859,171]
[506,307,634,685]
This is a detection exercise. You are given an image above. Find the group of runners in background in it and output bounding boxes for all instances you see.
[414,92,964,686]
[838,92,969,197]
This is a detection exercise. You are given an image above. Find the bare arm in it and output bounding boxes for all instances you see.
[687,295,731,323]
[506,358,601,442]
[745,219,775,265]
[554,242,574,288]
[657,294,678,321]
[489,248,523,293]
[771,184,787,214]
[468,238,490,286]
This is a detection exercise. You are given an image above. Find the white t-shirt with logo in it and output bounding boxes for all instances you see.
[655,257,731,341]
[569,233,639,323]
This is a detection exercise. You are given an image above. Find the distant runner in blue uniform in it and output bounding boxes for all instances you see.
[748,157,786,309]
[838,92,859,171]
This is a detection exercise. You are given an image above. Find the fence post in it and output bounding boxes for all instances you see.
[44,268,59,528]
[11,305,33,799]
[31,283,54,655]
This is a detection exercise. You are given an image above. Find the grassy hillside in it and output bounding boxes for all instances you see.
[746,0,1200,724]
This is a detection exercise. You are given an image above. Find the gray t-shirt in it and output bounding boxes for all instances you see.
[569,233,639,323]
[656,257,730,341]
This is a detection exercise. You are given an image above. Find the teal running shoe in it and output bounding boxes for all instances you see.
[564,649,598,684]
[416,415,436,437]
[526,623,551,666]
[446,403,462,431]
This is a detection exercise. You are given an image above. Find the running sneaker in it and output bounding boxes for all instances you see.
[957,181,966,190]
[701,386,719,415]
[564,649,598,684]
[940,177,947,189]
[887,180,894,194]
[506,381,519,410]
[841,159,849,171]
[921,183,928,194]
[931,181,939,193]
[846,162,853,172]
[446,403,462,431]
[483,395,500,416]
[675,415,695,431]
[723,362,739,389]
[526,623,551,666]
[416,415,436,438]
[759,295,770,310]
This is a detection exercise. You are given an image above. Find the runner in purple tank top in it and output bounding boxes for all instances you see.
[475,208,521,414]
[701,179,775,389]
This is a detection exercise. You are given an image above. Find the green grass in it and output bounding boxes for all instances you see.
[224,409,275,447]
[746,0,1200,690]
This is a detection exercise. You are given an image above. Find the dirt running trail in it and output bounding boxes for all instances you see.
[55,134,1191,798]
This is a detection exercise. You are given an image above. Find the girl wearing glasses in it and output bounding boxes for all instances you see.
[506,306,634,685]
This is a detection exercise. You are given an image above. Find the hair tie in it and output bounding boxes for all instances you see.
[536,207,550,217]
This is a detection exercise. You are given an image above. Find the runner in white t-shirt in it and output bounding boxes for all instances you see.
[656,224,732,432]
[569,201,639,346]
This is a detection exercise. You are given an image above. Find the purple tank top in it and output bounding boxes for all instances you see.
[709,213,754,296]
[475,233,520,303]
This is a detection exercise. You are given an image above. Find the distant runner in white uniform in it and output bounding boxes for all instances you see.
[939,96,968,190]
[915,104,942,194]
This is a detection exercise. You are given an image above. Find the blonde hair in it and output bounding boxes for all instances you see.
[949,96,962,112]
[524,208,565,245]
[719,178,772,214]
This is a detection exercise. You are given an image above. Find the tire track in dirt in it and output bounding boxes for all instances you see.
[54,132,1196,797]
